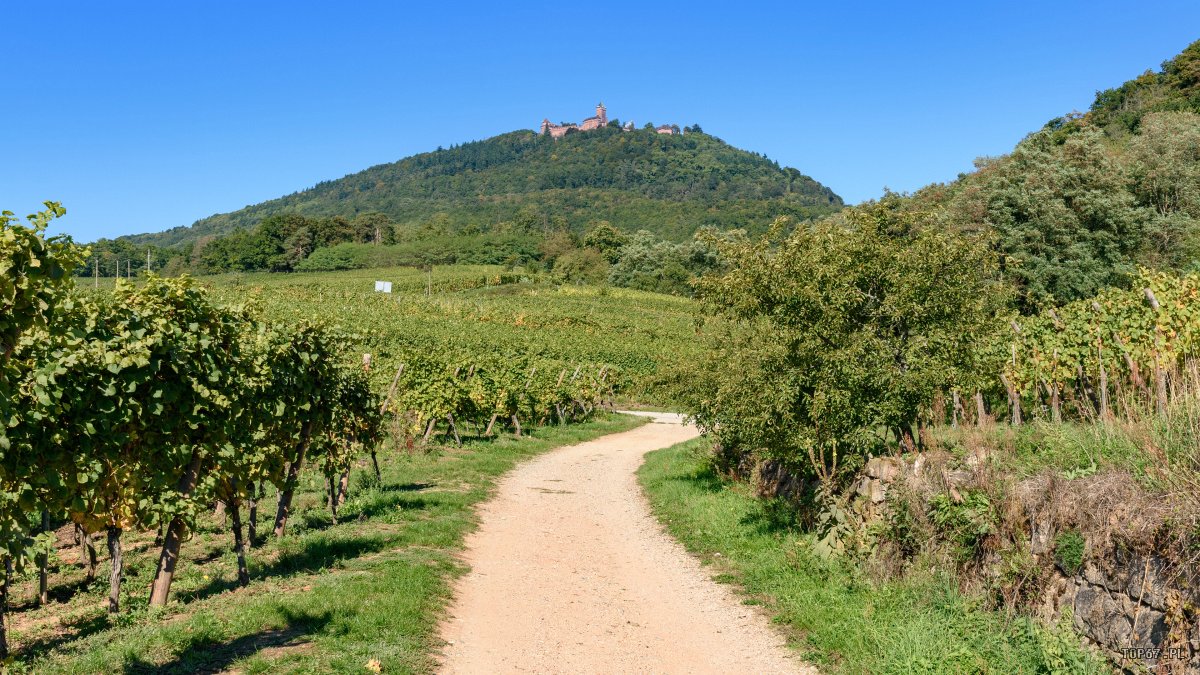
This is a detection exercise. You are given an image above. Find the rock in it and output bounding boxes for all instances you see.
[864,456,903,482]
[1074,583,1131,647]
[965,446,989,470]
[855,477,886,504]
[943,469,974,488]
[1083,561,1109,590]
[1121,555,1170,612]
[1129,607,1168,649]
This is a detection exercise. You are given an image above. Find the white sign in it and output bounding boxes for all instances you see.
[375,281,393,293]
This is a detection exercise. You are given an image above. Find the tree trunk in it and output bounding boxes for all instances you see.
[328,475,339,524]
[511,414,522,437]
[38,510,50,606]
[77,525,98,582]
[247,487,258,549]
[974,391,986,427]
[484,414,498,436]
[106,526,122,613]
[149,449,204,607]
[0,556,10,659]
[951,391,961,428]
[422,417,437,444]
[446,414,461,447]
[999,374,1022,425]
[1049,381,1062,423]
[214,500,226,526]
[337,468,351,508]
[229,493,249,587]
[274,422,313,538]
[369,448,381,482]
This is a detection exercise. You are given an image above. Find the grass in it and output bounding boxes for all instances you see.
[10,413,647,674]
[638,437,1111,675]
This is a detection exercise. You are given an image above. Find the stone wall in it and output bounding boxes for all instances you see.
[753,450,1200,672]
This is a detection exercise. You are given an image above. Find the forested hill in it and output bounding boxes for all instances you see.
[897,39,1200,313]
[126,126,843,248]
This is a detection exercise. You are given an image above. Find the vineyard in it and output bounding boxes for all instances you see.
[1,205,695,666]
[996,269,1200,425]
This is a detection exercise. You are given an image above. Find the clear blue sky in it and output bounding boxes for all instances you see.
[3,1,1198,242]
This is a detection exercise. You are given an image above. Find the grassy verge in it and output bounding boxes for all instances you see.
[638,437,1109,675]
[11,413,647,674]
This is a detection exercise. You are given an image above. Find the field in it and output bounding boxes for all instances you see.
[196,265,702,402]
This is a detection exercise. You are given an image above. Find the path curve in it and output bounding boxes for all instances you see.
[438,412,812,674]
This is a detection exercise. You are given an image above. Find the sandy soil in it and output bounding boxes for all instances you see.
[438,412,812,674]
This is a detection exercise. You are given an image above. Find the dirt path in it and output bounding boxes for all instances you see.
[438,412,812,674]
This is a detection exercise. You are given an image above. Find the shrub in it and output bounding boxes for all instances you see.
[928,490,995,562]
[1054,529,1086,575]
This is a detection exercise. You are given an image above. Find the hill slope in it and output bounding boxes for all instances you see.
[127,127,843,248]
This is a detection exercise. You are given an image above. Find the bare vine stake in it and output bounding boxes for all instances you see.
[37,511,49,606]
[1000,373,1021,426]
[447,414,462,446]
[1145,288,1168,415]
[1098,342,1109,419]
[379,363,406,414]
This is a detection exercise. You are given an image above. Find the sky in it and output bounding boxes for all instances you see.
[3,1,1199,242]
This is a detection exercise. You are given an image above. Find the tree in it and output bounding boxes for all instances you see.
[267,324,342,538]
[946,127,1143,311]
[552,248,608,285]
[582,221,627,264]
[1125,111,1200,268]
[687,198,1007,484]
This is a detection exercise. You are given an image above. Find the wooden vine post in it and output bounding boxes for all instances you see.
[1145,288,1169,415]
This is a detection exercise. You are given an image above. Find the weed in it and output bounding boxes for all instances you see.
[1054,529,1086,575]
[928,491,995,562]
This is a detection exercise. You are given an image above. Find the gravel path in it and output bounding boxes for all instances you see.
[438,412,812,674]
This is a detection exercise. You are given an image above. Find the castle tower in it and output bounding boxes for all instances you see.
[596,102,607,127]
[540,118,552,135]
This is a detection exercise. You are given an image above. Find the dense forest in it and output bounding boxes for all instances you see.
[119,126,842,249]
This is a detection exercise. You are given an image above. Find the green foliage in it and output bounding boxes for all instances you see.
[1054,529,1086,575]
[552,248,608,285]
[607,229,715,295]
[121,127,843,250]
[1002,268,1200,421]
[0,201,84,567]
[1088,39,1200,136]
[582,221,627,264]
[928,491,995,562]
[686,197,1006,478]
[0,202,83,355]
[944,126,1143,310]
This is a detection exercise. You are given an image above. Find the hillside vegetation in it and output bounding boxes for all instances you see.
[123,126,842,249]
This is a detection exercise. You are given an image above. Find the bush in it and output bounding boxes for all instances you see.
[684,197,1007,485]
[1054,529,1086,575]
[928,491,995,562]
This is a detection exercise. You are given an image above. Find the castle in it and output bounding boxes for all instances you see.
[540,103,678,137]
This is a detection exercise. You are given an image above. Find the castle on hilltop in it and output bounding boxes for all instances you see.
[540,103,678,138]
